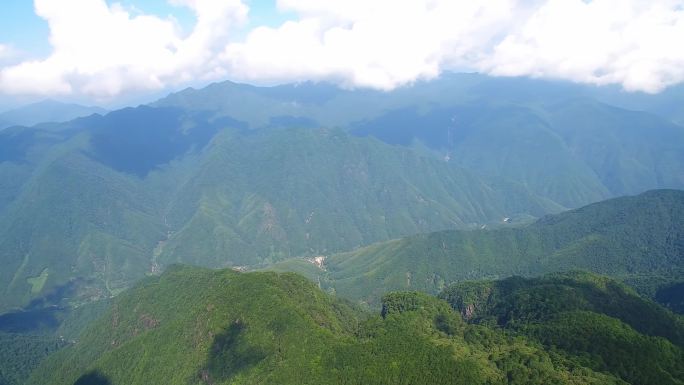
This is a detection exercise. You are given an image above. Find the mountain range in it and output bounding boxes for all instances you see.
[0,100,107,130]
[0,75,681,309]
[0,111,557,311]
[0,74,683,385]
[270,189,684,306]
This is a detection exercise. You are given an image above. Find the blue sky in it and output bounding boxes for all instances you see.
[0,0,683,108]
[0,0,290,59]
[0,2,51,58]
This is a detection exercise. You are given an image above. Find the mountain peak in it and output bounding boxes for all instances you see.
[0,99,107,129]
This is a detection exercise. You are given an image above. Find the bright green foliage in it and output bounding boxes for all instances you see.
[380,291,453,318]
[27,267,625,385]
[524,312,683,385]
[312,189,684,305]
[441,272,684,385]
[28,266,356,385]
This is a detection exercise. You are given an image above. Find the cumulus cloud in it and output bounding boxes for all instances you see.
[226,0,684,93]
[0,0,247,99]
[1,0,683,99]
[482,0,684,93]
[223,0,523,89]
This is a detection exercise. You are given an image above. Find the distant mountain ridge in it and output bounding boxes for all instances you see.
[272,189,684,305]
[0,107,557,312]
[0,100,107,129]
[0,74,682,385]
[154,74,684,208]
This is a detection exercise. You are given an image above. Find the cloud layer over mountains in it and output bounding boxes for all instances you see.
[1,0,683,100]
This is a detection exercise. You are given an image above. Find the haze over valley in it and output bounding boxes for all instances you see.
[1,1,683,384]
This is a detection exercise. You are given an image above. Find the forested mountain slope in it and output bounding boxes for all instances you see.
[2,74,684,314]
[282,190,684,304]
[0,107,555,312]
[441,272,684,385]
[27,266,650,385]
[156,74,684,208]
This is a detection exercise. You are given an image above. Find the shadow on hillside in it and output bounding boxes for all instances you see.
[201,319,266,383]
[0,128,37,163]
[655,281,684,314]
[88,107,248,177]
[73,371,111,385]
[0,281,80,334]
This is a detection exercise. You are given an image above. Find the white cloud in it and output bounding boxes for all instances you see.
[223,0,521,89]
[482,0,684,93]
[225,0,684,93]
[0,0,247,99]
[1,0,683,99]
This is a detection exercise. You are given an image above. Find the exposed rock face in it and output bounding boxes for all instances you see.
[463,304,475,320]
[307,256,326,270]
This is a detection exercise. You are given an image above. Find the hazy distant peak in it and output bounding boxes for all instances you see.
[0,100,108,129]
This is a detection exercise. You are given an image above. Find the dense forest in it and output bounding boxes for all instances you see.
[0,75,682,384]
[2,75,684,313]
[0,333,68,385]
[21,266,682,385]
[441,272,684,385]
[283,189,684,306]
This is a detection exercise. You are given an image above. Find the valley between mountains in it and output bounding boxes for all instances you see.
[0,75,683,385]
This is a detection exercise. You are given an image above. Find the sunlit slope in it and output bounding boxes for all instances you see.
[441,272,684,385]
[158,128,560,268]
[318,190,684,303]
[28,266,625,385]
